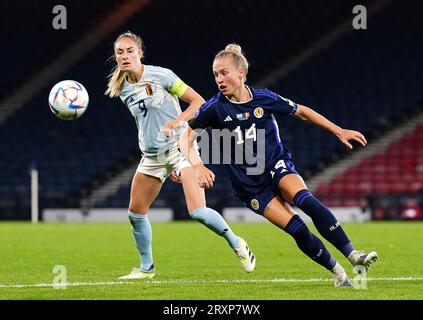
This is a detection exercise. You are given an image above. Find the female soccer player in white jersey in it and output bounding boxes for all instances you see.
[179,44,379,286]
[105,32,255,280]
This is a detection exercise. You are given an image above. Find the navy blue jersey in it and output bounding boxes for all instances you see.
[189,86,297,198]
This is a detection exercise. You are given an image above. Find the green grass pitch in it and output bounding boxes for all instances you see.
[0,221,422,300]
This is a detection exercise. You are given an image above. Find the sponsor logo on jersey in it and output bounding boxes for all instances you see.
[251,199,260,211]
[236,112,250,121]
[224,115,233,122]
[254,107,264,118]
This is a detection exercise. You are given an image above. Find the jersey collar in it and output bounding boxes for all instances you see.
[224,85,253,104]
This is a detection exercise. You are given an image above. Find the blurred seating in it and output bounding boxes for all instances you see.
[0,0,123,98]
[315,125,423,206]
[269,0,423,172]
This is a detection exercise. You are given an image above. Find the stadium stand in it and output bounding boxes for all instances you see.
[268,0,423,173]
[0,0,124,100]
[0,0,421,220]
[315,124,423,207]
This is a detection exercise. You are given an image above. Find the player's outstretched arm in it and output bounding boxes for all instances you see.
[162,87,205,135]
[179,127,215,188]
[293,104,367,149]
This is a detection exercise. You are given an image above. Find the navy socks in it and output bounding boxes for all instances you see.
[293,190,354,258]
[284,215,336,270]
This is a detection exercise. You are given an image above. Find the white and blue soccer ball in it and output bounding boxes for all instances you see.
[48,80,89,120]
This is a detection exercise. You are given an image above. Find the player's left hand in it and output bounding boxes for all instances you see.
[337,129,367,149]
[169,170,182,184]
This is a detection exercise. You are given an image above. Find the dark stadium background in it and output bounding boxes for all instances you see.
[0,0,422,222]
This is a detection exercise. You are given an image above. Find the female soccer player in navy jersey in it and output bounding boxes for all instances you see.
[179,43,379,286]
[105,33,255,280]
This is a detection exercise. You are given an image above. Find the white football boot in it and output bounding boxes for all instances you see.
[234,238,256,273]
[118,267,155,280]
[348,250,379,272]
[331,262,352,287]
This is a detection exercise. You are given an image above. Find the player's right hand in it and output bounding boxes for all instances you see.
[194,164,215,189]
[169,170,182,184]
[161,119,182,138]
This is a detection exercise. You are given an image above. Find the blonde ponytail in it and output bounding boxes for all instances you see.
[105,65,127,97]
[214,43,249,82]
[105,31,144,98]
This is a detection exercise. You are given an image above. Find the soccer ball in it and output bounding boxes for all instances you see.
[48,80,89,120]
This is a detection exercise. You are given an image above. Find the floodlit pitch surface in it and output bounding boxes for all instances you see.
[1,221,422,300]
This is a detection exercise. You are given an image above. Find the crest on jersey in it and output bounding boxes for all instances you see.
[145,83,153,96]
[254,107,264,118]
[236,112,250,121]
[251,199,260,211]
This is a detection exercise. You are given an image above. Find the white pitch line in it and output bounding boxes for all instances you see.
[1,277,423,289]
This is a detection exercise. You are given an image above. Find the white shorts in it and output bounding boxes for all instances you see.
[136,147,193,183]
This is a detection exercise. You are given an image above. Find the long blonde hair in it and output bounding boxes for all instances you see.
[214,43,249,82]
[105,31,144,97]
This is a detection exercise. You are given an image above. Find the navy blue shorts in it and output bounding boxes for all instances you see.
[238,159,299,215]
